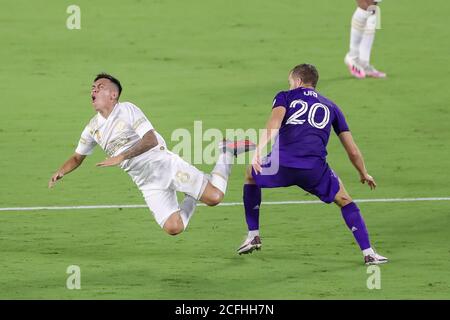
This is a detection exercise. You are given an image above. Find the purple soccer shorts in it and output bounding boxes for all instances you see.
[252,161,340,204]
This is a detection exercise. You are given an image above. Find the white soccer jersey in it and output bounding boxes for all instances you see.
[75,102,171,186]
[76,101,166,157]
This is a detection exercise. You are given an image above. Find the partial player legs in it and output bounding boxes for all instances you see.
[163,174,247,236]
[243,166,262,236]
[334,179,371,251]
[346,0,386,79]
[158,139,255,236]
[144,189,198,236]
[237,165,262,254]
[334,179,388,265]
[159,179,224,236]
[346,2,370,74]
[199,139,256,207]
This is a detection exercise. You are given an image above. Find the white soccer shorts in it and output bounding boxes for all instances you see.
[140,151,207,228]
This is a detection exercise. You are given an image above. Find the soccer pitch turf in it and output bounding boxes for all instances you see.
[0,0,449,299]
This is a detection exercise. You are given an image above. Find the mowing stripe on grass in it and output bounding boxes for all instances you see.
[1,197,450,212]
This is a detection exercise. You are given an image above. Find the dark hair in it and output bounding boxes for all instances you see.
[290,64,319,88]
[94,73,122,97]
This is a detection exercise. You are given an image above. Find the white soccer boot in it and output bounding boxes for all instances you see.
[237,235,262,255]
[364,252,389,265]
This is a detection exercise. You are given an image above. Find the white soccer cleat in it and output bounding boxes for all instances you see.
[364,65,387,78]
[237,236,262,255]
[220,139,256,157]
[344,54,366,79]
[364,252,389,265]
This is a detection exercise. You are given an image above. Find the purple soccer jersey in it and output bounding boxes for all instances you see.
[272,87,350,169]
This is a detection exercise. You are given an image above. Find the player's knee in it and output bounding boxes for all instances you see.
[164,223,184,236]
[205,191,223,207]
[357,0,372,10]
[163,215,184,236]
[334,194,353,208]
[366,0,378,10]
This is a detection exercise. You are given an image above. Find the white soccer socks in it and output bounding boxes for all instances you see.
[210,151,234,194]
[248,230,260,240]
[179,195,197,230]
[362,248,375,257]
[348,7,371,60]
[359,12,377,67]
[348,6,378,67]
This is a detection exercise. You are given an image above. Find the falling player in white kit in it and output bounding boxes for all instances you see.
[48,73,254,235]
[344,0,386,79]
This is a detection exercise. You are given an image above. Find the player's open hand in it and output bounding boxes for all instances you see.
[252,151,262,174]
[96,154,125,168]
[48,172,64,188]
[360,173,377,190]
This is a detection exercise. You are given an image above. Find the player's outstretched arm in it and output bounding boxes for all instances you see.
[48,153,86,188]
[338,131,377,190]
[96,130,158,167]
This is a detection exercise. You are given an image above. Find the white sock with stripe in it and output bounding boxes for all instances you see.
[248,230,260,239]
[210,151,234,194]
[363,248,375,256]
[359,12,377,67]
[179,195,197,230]
[348,7,371,60]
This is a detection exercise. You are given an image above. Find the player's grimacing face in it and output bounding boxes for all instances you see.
[90,79,117,111]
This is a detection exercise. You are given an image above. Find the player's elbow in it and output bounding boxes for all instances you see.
[147,141,159,151]
[73,153,86,165]
[144,136,159,150]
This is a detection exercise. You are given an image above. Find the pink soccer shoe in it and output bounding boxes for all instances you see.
[364,65,387,78]
[345,55,366,79]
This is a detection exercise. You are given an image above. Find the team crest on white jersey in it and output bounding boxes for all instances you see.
[114,120,127,132]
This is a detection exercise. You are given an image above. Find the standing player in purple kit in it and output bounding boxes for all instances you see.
[237,64,388,265]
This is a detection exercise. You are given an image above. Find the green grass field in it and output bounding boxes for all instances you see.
[1,0,449,299]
